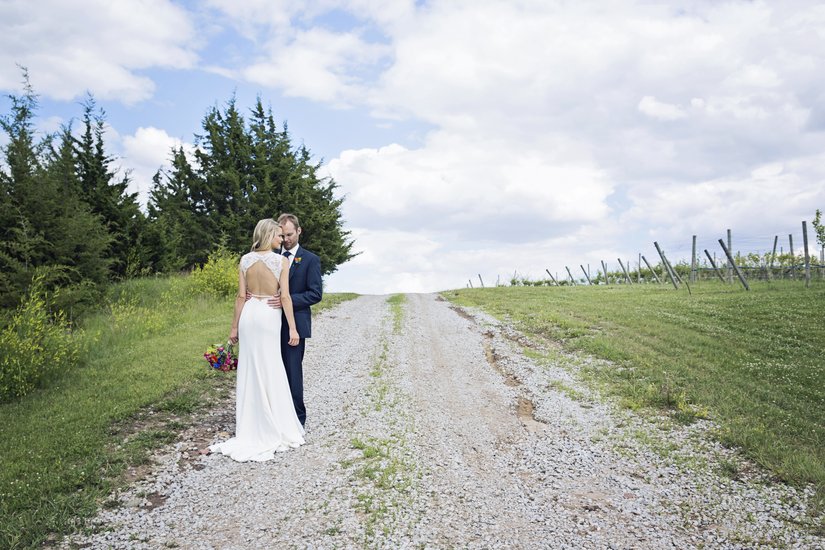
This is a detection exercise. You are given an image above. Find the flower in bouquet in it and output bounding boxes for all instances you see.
[204,343,237,371]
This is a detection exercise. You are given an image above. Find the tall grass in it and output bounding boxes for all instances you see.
[446,280,825,506]
[0,274,357,549]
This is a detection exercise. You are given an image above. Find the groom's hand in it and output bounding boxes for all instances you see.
[267,293,282,309]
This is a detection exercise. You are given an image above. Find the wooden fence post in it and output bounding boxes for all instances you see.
[580,265,592,285]
[653,242,679,289]
[768,235,778,280]
[727,229,733,283]
[617,258,633,284]
[641,255,661,284]
[718,239,750,290]
[478,274,485,288]
[468,279,473,289]
[601,261,609,285]
[544,269,558,286]
[691,235,697,283]
[704,250,726,282]
[565,266,576,285]
[638,253,642,283]
[803,221,811,288]
[789,234,795,279]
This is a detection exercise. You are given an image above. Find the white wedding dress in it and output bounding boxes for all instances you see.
[210,251,305,462]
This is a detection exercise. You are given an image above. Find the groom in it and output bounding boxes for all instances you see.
[267,213,322,426]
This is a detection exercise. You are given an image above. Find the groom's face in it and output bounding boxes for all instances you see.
[281,221,301,250]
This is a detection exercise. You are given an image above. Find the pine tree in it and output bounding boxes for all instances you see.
[0,78,111,309]
[75,97,148,277]
[0,76,48,307]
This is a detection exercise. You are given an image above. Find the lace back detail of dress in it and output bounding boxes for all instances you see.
[240,252,283,279]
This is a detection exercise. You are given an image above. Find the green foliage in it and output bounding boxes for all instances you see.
[0,73,113,311]
[0,273,80,402]
[74,96,149,279]
[191,246,240,298]
[813,209,825,250]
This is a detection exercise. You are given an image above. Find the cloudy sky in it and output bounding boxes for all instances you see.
[2,0,824,293]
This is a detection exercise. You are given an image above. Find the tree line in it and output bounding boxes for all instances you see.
[0,76,354,316]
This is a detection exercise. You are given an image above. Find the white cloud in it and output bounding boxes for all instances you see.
[121,127,194,207]
[638,96,687,121]
[0,0,197,103]
[242,28,388,104]
[621,154,825,245]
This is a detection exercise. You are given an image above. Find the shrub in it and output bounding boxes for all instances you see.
[0,275,80,402]
[191,246,240,298]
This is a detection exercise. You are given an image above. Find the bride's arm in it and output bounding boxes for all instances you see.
[279,257,300,346]
[229,266,247,345]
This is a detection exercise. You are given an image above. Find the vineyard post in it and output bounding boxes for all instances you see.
[821,246,824,280]
[719,239,750,290]
[691,235,697,283]
[641,255,661,284]
[704,250,726,282]
[617,258,633,284]
[580,265,592,285]
[565,266,576,285]
[671,257,684,284]
[601,261,609,285]
[638,253,642,283]
[789,234,795,279]
[653,242,679,289]
[545,269,558,286]
[478,274,485,288]
[468,279,473,288]
[768,235,778,280]
[727,229,733,283]
[802,221,811,288]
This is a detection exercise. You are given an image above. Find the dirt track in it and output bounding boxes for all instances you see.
[63,294,821,549]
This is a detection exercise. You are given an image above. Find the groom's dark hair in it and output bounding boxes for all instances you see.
[277,213,301,228]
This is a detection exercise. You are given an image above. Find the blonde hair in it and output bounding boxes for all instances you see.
[250,218,281,252]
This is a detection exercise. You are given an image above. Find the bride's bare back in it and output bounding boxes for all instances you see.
[245,261,280,297]
[240,251,285,299]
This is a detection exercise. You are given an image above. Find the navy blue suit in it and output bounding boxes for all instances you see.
[280,246,322,425]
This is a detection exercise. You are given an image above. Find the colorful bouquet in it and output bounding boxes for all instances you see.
[204,342,237,371]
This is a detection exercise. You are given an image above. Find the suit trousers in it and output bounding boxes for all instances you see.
[280,322,306,425]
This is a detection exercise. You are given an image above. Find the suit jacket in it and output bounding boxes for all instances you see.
[284,245,322,338]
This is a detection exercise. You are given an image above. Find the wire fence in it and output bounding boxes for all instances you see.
[469,220,825,291]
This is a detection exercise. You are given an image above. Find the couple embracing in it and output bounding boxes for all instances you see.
[209,213,323,462]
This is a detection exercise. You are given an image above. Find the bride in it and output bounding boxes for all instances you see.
[209,218,305,461]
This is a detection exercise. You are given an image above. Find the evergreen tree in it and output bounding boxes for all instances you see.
[146,147,211,271]
[0,78,111,309]
[0,78,48,307]
[75,97,148,277]
[44,127,112,287]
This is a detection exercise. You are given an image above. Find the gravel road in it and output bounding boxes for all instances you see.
[64,293,822,549]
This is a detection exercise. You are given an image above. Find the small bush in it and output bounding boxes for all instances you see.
[191,247,239,298]
[0,275,81,402]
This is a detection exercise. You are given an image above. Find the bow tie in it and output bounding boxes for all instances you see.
[283,250,292,258]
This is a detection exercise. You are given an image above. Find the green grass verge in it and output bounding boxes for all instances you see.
[445,280,824,507]
[0,277,356,549]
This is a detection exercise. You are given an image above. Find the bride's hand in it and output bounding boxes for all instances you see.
[229,327,239,345]
[288,328,299,346]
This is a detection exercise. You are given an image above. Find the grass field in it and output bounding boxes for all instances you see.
[0,276,356,549]
[445,280,824,509]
